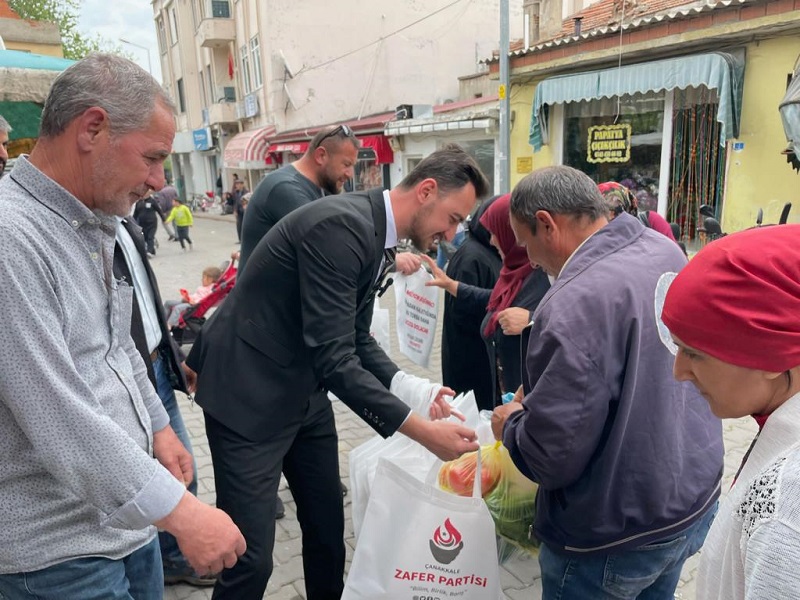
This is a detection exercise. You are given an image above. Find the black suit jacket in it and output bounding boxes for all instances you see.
[116,218,188,394]
[186,188,409,442]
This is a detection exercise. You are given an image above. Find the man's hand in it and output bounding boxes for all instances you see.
[395,252,422,275]
[497,307,531,336]
[182,361,197,394]
[420,254,459,296]
[153,425,193,487]
[156,493,246,576]
[428,386,465,421]
[491,402,524,441]
[399,413,478,461]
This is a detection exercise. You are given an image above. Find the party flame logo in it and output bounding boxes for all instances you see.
[429,518,464,564]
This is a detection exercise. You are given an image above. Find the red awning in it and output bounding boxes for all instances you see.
[358,135,394,165]
[268,141,309,155]
[223,125,276,169]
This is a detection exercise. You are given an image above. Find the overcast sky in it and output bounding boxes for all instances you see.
[79,0,163,83]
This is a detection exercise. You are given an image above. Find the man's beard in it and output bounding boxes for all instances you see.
[319,168,343,195]
[407,203,437,252]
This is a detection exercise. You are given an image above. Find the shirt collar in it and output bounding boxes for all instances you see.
[382,189,398,250]
[10,155,117,234]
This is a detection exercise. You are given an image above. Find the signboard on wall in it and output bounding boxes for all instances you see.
[193,127,212,151]
[587,123,631,164]
[516,156,533,174]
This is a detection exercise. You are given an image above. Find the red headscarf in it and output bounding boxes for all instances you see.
[479,193,534,337]
[662,225,800,372]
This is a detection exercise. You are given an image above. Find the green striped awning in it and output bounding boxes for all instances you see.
[529,51,745,151]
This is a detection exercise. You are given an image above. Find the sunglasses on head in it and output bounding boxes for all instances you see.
[318,124,354,145]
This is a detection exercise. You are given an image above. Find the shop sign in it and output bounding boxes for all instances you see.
[516,156,533,174]
[587,124,631,164]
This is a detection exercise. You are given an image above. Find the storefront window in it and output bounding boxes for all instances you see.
[352,148,388,191]
[564,93,664,211]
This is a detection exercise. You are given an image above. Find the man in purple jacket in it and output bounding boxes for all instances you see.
[492,166,723,600]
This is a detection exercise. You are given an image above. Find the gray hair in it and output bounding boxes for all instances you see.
[0,114,11,133]
[510,165,607,232]
[399,143,490,200]
[40,53,174,138]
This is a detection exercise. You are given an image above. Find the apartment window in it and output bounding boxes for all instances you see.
[157,18,167,54]
[250,35,262,89]
[240,44,252,95]
[169,7,179,45]
[211,0,231,18]
[176,77,186,113]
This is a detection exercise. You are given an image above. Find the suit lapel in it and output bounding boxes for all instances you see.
[367,187,388,285]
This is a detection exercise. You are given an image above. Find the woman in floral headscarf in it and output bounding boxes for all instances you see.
[598,181,676,241]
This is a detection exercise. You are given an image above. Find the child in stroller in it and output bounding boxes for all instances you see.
[170,257,237,346]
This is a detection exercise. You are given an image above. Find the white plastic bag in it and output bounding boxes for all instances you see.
[394,269,439,368]
[343,458,502,600]
[349,391,481,540]
[369,297,391,354]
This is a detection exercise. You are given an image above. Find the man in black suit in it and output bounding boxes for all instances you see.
[186,145,489,599]
[115,217,216,587]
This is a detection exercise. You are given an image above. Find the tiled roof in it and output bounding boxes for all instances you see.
[559,0,697,37]
[485,0,756,62]
[0,0,21,20]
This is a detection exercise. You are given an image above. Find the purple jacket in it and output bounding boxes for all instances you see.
[504,213,723,555]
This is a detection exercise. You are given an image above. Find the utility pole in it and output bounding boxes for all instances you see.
[499,0,511,194]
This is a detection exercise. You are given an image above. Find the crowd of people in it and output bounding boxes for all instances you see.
[1,52,799,600]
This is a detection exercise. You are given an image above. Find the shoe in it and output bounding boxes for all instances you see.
[276,496,285,520]
[341,480,348,497]
[147,252,155,258]
[163,563,218,587]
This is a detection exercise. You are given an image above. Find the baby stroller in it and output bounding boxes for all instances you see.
[171,258,237,346]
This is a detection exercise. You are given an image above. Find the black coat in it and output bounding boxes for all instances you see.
[115,218,188,394]
[457,268,551,408]
[441,199,501,411]
[186,188,410,442]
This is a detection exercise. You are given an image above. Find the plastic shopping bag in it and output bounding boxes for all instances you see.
[343,458,502,600]
[394,269,439,368]
[438,441,540,556]
[349,391,481,540]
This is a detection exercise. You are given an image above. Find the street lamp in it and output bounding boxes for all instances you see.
[119,37,153,76]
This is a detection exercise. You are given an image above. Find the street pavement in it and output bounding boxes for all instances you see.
[156,211,757,600]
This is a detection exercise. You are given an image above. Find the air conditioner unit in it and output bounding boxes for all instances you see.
[395,104,413,120]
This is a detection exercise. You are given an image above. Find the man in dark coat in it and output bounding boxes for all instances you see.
[186,145,488,599]
[441,196,501,409]
[133,195,166,256]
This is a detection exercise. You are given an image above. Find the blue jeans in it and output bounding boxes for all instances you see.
[153,354,198,567]
[539,503,717,600]
[0,537,162,600]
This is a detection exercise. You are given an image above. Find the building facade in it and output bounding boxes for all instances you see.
[152,0,524,198]
[489,0,800,245]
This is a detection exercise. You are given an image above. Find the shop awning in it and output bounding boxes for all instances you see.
[529,51,745,151]
[358,135,393,164]
[223,125,276,169]
[267,141,309,155]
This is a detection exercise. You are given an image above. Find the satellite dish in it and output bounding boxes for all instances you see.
[279,49,296,79]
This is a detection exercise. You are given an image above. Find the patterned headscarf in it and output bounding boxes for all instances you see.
[598,181,638,217]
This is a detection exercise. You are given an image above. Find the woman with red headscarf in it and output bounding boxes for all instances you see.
[662,225,800,600]
[423,194,550,410]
